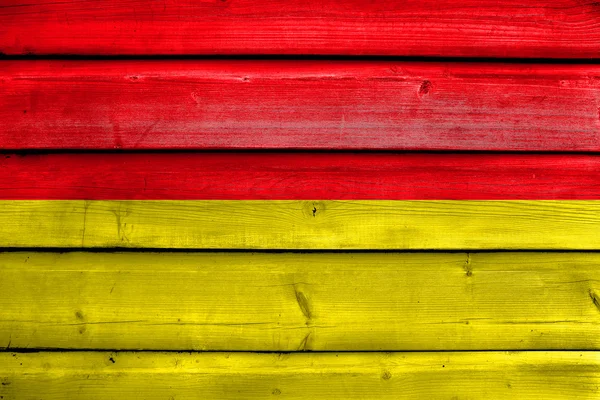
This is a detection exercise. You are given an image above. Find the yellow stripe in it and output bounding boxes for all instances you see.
[1,200,599,249]
[2,252,600,351]
[1,352,598,399]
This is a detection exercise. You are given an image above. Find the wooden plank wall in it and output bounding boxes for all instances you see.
[1,1,600,398]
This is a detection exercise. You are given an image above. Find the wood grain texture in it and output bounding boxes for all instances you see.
[2,1,600,57]
[1,352,598,399]
[2,252,600,351]
[3,61,600,150]
[1,200,600,249]
[3,153,600,200]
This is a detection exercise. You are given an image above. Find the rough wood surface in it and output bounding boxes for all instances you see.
[1,200,600,249]
[1,352,598,399]
[3,61,600,150]
[2,252,600,351]
[2,1,600,57]
[3,153,600,200]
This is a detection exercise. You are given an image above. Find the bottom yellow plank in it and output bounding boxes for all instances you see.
[0,352,598,399]
[1,200,600,249]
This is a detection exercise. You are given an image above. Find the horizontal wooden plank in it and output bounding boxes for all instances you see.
[3,153,600,200]
[1,201,599,249]
[2,1,600,58]
[1,352,598,399]
[2,252,600,351]
[3,61,600,150]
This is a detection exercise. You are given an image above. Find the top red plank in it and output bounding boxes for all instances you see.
[1,0,600,57]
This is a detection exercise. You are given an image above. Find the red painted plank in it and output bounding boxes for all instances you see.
[3,61,600,151]
[1,0,600,57]
[1,153,600,200]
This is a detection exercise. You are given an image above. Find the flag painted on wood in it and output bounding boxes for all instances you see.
[1,152,599,249]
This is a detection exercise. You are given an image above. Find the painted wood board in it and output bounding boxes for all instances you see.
[3,61,600,150]
[2,1,600,57]
[0,352,598,399]
[1,200,600,249]
[2,252,600,351]
[3,153,600,200]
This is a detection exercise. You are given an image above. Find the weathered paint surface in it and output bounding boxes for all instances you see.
[2,1,600,57]
[3,1,600,396]
[1,352,599,399]
[3,61,600,150]
[1,200,600,249]
[1,252,600,351]
[3,153,600,199]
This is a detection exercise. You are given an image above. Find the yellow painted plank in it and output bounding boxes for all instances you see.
[2,252,600,351]
[0,352,598,399]
[1,200,600,249]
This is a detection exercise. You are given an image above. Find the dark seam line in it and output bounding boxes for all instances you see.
[1,248,600,254]
[3,348,599,354]
[2,54,600,64]
[4,150,600,155]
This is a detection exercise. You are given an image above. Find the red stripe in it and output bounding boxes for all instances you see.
[3,61,600,151]
[1,0,600,58]
[2,153,599,200]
